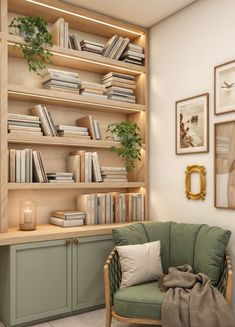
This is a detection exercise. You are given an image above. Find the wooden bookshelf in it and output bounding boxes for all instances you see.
[8,182,145,190]
[0,0,149,235]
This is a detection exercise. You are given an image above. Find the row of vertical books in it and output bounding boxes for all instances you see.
[50,20,145,66]
[77,192,145,225]
[8,149,46,183]
[8,148,128,184]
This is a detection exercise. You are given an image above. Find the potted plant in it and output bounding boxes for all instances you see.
[9,16,53,75]
[106,121,142,172]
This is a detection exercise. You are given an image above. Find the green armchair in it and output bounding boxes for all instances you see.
[103,222,233,327]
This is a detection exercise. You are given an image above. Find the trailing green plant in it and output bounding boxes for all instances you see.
[106,121,142,172]
[9,16,53,75]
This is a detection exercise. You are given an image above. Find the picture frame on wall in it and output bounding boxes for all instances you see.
[214,60,235,115]
[175,93,209,155]
[215,120,235,209]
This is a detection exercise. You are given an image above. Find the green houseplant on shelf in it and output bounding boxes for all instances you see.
[9,16,53,75]
[106,121,142,172]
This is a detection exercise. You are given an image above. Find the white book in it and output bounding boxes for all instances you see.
[41,73,80,84]
[8,113,40,121]
[49,217,84,227]
[105,194,111,224]
[97,194,106,224]
[77,194,95,225]
[140,193,145,221]
[43,68,79,78]
[71,34,81,51]
[101,167,127,172]
[56,125,88,132]
[92,152,102,182]
[64,22,69,48]
[137,193,141,221]
[16,150,21,183]
[67,155,80,182]
[20,150,25,183]
[32,151,44,183]
[93,120,100,140]
[132,194,138,221]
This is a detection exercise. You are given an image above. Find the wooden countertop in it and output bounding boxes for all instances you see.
[0,223,137,246]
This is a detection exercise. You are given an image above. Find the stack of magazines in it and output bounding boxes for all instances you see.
[42,69,80,92]
[102,72,136,103]
[101,166,128,183]
[49,210,86,227]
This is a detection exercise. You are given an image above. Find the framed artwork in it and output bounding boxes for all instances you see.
[215,120,235,209]
[175,93,209,155]
[214,60,235,115]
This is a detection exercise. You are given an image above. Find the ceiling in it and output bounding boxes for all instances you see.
[61,0,196,28]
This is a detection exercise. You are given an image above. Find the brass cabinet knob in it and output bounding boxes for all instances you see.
[74,239,79,245]
[65,239,71,245]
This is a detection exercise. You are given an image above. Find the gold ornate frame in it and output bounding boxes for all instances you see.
[185,165,206,200]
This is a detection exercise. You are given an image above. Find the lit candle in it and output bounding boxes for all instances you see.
[24,207,32,224]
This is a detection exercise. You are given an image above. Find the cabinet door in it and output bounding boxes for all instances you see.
[72,235,113,311]
[10,239,72,326]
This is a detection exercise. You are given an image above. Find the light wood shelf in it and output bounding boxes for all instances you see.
[8,35,145,76]
[8,84,146,114]
[8,0,146,40]
[8,182,146,190]
[0,222,141,246]
[8,134,120,148]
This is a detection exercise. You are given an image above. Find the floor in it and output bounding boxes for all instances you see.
[0,309,157,327]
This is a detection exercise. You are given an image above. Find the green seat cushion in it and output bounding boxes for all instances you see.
[143,222,171,273]
[112,223,148,246]
[194,224,231,286]
[170,222,202,268]
[113,281,164,320]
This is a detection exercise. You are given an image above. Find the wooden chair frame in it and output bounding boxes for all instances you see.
[103,248,233,327]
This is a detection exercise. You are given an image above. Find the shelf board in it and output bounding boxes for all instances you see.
[8,182,146,190]
[8,134,119,148]
[8,0,146,40]
[0,222,143,246]
[8,84,145,114]
[8,35,145,75]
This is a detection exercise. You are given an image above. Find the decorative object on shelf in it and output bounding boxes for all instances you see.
[9,16,53,75]
[19,200,37,231]
[215,120,235,209]
[185,165,206,200]
[106,121,142,172]
[214,60,235,115]
[176,93,209,155]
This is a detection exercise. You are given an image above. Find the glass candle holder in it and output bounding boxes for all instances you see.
[19,201,37,231]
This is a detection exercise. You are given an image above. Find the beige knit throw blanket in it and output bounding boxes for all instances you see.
[160,264,235,327]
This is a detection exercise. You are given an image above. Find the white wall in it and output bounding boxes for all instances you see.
[150,0,235,307]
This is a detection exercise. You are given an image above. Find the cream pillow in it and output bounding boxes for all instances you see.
[116,241,163,288]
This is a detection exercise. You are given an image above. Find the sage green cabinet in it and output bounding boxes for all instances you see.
[0,235,113,327]
[72,235,113,310]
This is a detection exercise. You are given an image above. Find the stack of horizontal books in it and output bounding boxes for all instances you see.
[8,149,47,183]
[49,210,86,227]
[46,172,74,183]
[80,40,104,55]
[80,81,107,99]
[103,35,130,60]
[42,69,80,92]
[77,192,145,225]
[31,104,57,137]
[101,167,128,183]
[8,113,42,135]
[102,72,136,103]
[55,124,90,139]
[76,115,102,140]
[120,43,145,65]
